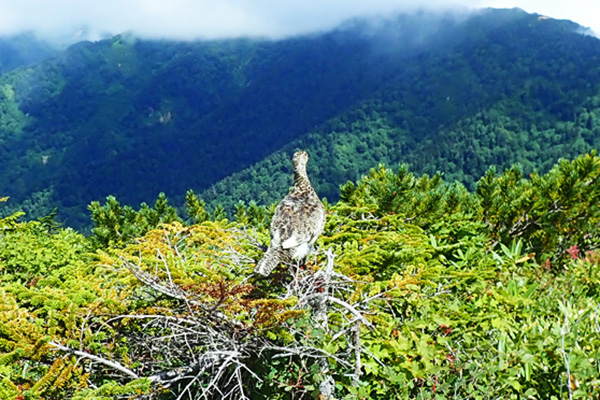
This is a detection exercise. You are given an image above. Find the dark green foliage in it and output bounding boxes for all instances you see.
[233,200,269,229]
[185,190,210,224]
[88,193,180,248]
[0,10,599,228]
[477,151,600,264]
[340,153,600,264]
[202,11,600,212]
[0,26,407,227]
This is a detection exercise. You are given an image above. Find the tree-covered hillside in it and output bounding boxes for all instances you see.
[0,8,599,227]
[1,153,600,399]
[0,33,57,74]
[202,10,600,211]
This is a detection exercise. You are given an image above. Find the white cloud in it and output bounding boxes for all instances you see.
[0,0,597,41]
[483,0,600,33]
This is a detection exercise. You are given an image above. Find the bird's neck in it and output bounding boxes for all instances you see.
[294,164,311,191]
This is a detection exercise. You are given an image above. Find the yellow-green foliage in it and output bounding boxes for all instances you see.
[0,375,19,400]
[1,153,600,399]
[71,378,152,400]
[104,221,306,332]
[324,210,434,278]
[0,216,135,398]
[0,220,89,283]
[31,357,65,394]
[112,220,256,302]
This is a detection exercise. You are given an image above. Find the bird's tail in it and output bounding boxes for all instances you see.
[255,247,280,276]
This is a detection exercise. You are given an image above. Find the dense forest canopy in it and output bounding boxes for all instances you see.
[0,8,599,228]
[201,11,600,212]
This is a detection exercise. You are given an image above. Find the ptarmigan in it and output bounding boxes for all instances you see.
[255,150,326,276]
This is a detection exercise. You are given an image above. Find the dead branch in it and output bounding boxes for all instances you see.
[48,341,140,380]
[85,229,384,399]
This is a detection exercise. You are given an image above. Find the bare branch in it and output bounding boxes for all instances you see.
[48,341,140,380]
[304,294,374,329]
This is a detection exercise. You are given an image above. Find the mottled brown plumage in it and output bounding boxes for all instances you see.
[255,151,326,276]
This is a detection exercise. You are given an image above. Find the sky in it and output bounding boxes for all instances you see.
[0,0,597,42]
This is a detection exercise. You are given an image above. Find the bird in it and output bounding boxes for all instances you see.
[255,150,326,276]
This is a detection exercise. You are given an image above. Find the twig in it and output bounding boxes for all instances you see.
[352,320,362,387]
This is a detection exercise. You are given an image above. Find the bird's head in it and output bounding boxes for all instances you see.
[293,150,309,168]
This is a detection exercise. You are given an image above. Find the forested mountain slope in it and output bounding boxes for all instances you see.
[0,8,598,227]
[0,33,57,74]
[0,17,439,226]
[202,10,600,210]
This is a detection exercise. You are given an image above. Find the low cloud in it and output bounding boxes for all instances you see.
[485,0,599,35]
[0,0,596,42]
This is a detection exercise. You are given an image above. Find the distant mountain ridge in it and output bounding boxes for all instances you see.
[0,33,57,74]
[201,8,600,210]
[0,8,599,228]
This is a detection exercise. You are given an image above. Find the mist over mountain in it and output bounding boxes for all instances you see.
[201,8,600,210]
[0,33,57,73]
[0,7,599,228]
